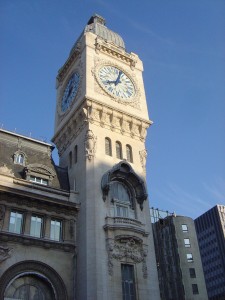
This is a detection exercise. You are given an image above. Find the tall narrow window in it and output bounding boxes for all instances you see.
[192,284,199,294]
[9,211,23,234]
[189,268,196,278]
[105,138,112,156]
[30,215,43,238]
[126,145,133,163]
[69,151,72,168]
[50,219,62,241]
[116,141,122,159]
[121,264,136,300]
[74,145,78,163]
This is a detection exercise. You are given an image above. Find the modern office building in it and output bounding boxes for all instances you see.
[0,15,160,299]
[195,205,225,300]
[151,208,208,300]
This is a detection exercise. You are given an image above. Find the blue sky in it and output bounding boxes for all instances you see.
[0,0,224,219]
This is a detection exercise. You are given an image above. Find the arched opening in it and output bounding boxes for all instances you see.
[0,261,68,300]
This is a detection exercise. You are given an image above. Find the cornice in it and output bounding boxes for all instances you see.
[53,98,152,156]
[95,38,138,70]
[0,186,79,216]
[0,231,76,253]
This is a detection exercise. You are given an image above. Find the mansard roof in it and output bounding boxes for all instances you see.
[0,129,69,191]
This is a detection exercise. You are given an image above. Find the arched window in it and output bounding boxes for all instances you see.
[14,153,25,165]
[105,138,112,156]
[74,145,78,163]
[110,181,134,218]
[116,141,122,159]
[69,151,72,168]
[126,144,133,163]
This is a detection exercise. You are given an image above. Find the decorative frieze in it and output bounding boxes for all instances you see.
[52,99,151,156]
[107,236,148,278]
[95,38,137,70]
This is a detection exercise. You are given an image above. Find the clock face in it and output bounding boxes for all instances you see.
[61,72,80,112]
[98,66,135,100]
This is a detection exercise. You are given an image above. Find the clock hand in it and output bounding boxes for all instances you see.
[115,71,122,86]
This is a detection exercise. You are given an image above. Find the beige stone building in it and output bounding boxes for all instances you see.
[0,15,160,299]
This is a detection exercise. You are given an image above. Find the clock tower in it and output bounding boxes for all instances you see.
[52,14,160,300]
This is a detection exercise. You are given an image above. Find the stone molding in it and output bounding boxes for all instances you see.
[95,38,137,70]
[52,99,151,156]
[0,260,68,300]
[0,231,76,253]
[0,192,78,217]
[107,235,148,278]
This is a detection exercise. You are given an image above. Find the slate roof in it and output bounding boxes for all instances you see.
[0,129,70,191]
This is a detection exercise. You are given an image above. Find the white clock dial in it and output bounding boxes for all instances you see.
[61,72,80,112]
[98,66,135,100]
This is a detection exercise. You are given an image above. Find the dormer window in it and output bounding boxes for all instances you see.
[30,175,48,185]
[24,164,55,187]
[14,151,26,166]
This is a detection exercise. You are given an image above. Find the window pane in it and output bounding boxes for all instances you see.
[187,253,193,262]
[189,268,196,278]
[30,216,43,238]
[9,211,23,234]
[30,176,48,185]
[116,142,122,159]
[182,224,188,232]
[121,264,136,300]
[105,138,112,156]
[184,238,191,247]
[192,284,199,294]
[50,220,61,241]
[126,145,133,163]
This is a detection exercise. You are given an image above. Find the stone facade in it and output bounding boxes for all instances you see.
[0,15,160,299]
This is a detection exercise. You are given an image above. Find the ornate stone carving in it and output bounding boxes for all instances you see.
[107,236,148,278]
[52,99,151,156]
[139,149,148,171]
[85,130,97,161]
[0,246,13,263]
[95,38,137,70]
[0,164,14,176]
